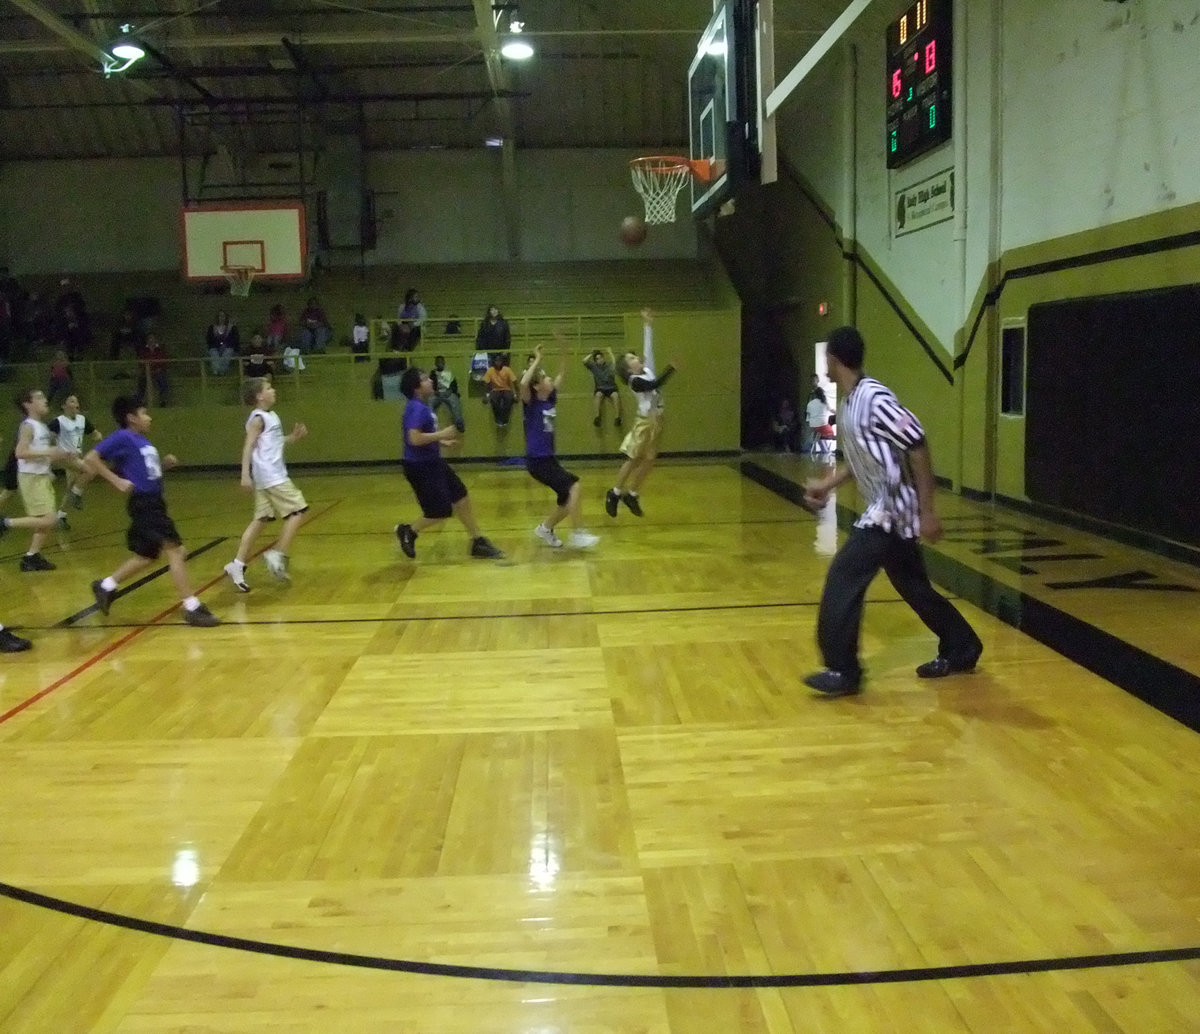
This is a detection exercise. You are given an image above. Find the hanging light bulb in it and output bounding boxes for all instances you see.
[501,18,534,60]
[103,24,146,75]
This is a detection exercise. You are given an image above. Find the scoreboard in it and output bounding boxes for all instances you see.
[886,0,952,168]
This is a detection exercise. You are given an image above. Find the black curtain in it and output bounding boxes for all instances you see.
[1026,285,1200,545]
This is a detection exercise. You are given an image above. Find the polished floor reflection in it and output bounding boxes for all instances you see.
[1,457,1198,1033]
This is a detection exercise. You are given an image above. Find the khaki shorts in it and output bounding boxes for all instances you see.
[254,479,308,521]
[620,413,664,460]
[17,472,55,517]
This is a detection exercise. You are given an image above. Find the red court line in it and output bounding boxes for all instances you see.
[0,500,342,728]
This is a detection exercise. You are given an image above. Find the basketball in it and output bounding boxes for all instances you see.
[620,215,647,247]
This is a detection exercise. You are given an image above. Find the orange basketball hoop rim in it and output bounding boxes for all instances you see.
[629,156,713,225]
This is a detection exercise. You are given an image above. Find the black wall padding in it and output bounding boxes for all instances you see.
[1027,285,1200,546]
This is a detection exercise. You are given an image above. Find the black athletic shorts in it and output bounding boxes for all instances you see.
[402,458,468,519]
[3,450,16,493]
[126,492,182,559]
[594,386,617,397]
[526,456,579,506]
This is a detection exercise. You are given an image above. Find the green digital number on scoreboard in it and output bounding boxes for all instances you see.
[886,0,952,169]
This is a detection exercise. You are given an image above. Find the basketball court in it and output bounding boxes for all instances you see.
[0,455,1198,1032]
[1,1,1198,1031]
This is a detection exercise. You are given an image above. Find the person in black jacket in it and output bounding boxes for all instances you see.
[475,304,511,352]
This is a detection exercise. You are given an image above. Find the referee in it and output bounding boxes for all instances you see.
[801,326,982,697]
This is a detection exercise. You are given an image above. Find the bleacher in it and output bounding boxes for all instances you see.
[5,259,728,368]
[0,259,740,463]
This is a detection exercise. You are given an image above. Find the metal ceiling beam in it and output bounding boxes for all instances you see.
[2,0,115,64]
[280,36,330,102]
[9,91,525,109]
[0,27,707,55]
[471,0,518,258]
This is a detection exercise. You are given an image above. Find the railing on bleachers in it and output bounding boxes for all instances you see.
[0,312,631,410]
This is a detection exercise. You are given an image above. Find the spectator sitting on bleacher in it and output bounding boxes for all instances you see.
[136,333,169,407]
[265,304,289,352]
[110,307,144,363]
[206,309,240,375]
[393,288,426,352]
[299,297,331,354]
[242,331,274,380]
[54,278,91,352]
[56,301,89,360]
[475,304,511,353]
[21,292,52,348]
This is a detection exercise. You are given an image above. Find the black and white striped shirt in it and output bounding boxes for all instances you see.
[838,376,927,539]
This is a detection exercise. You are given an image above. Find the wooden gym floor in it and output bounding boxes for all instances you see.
[1,456,1198,1033]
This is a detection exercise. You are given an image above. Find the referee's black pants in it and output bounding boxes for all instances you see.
[816,525,980,681]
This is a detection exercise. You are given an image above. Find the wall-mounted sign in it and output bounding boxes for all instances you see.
[894,167,954,237]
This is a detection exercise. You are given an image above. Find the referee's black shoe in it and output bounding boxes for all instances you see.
[803,669,862,697]
[916,647,982,679]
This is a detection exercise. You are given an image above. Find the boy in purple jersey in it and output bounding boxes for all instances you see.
[520,339,598,550]
[393,367,503,560]
[83,396,221,627]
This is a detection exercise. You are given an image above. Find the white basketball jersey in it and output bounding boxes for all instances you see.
[55,413,88,453]
[16,418,53,476]
[248,408,288,489]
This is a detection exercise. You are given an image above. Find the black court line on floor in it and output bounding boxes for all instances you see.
[0,881,1196,989]
[741,461,1200,734]
[2,475,1198,988]
[27,594,956,634]
[54,538,228,628]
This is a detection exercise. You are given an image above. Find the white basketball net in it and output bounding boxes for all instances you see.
[630,158,692,225]
[224,266,255,298]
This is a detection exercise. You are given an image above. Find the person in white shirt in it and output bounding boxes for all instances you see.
[800,326,981,697]
[223,377,309,591]
[605,308,675,518]
[47,394,101,512]
[2,388,76,571]
[805,383,832,456]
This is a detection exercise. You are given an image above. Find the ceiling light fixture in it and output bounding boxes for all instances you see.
[500,17,534,60]
[103,24,146,76]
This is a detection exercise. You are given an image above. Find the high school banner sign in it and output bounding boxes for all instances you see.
[894,168,954,237]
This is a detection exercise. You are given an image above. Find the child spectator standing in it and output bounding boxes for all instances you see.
[482,353,516,429]
[583,347,623,428]
[86,396,220,627]
[223,377,309,591]
[352,314,370,362]
[429,355,465,432]
[520,339,599,550]
[393,366,503,561]
[606,308,675,518]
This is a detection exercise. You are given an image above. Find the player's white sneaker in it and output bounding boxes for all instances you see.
[263,549,290,581]
[534,523,563,548]
[223,560,250,592]
[567,530,599,549]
